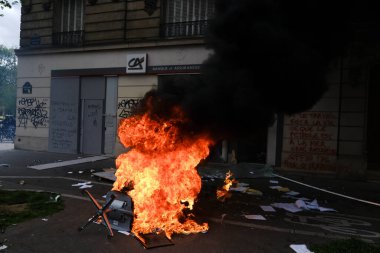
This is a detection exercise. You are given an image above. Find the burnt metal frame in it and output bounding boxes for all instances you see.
[78,190,116,238]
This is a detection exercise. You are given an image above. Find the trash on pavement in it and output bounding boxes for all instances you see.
[229,186,249,192]
[244,214,266,220]
[285,191,300,196]
[270,185,282,189]
[246,188,263,196]
[0,245,8,251]
[0,164,10,167]
[260,205,276,212]
[118,230,131,236]
[269,180,278,184]
[41,218,48,222]
[72,181,93,189]
[277,187,290,192]
[271,203,303,213]
[67,171,73,174]
[290,244,314,253]
[295,199,336,212]
[19,180,25,185]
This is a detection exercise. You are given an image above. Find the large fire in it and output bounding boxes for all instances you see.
[112,111,213,239]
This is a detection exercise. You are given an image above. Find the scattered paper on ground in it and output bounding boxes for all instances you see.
[260,205,276,212]
[271,203,303,213]
[244,214,266,220]
[290,244,314,253]
[277,187,290,192]
[72,182,92,186]
[72,181,93,189]
[286,191,300,196]
[295,199,336,212]
[246,188,263,196]
[269,180,278,184]
[0,245,8,250]
[41,218,48,222]
[229,186,249,192]
[118,230,131,236]
[270,185,282,189]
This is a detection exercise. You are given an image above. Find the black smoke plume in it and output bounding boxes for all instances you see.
[136,0,374,141]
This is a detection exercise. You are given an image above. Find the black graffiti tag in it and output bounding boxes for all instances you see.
[17,98,48,128]
[117,98,141,118]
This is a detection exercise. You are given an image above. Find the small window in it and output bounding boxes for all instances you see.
[53,0,84,46]
[161,0,215,37]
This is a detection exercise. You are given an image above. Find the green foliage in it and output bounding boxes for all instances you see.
[311,239,380,253]
[0,45,17,115]
[0,190,64,231]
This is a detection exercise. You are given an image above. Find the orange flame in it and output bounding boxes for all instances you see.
[216,171,236,202]
[112,112,213,238]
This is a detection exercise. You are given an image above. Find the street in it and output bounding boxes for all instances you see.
[1,143,380,252]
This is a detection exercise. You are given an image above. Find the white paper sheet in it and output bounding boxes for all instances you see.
[244,215,266,220]
[290,244,314,253]
[72,181,92,186]
[260,205,276,212]
[286,191,300,196]
[269,180,279,184]
[271,203,303,213]
[118,230,131,236]
[79,184,93,189]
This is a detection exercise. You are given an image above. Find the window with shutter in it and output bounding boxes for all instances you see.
[53,0,84,46]
[162,0,215,37]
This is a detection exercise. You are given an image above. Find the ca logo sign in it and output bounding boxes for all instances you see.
[128,57,145,70]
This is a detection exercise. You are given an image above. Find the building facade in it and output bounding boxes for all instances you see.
[15,0,379,178]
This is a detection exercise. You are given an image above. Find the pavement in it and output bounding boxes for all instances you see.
[1,142,380,253]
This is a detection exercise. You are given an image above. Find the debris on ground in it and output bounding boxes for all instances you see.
[118,230,131,236]
[0,245,8,251]
[260,205,276,212]
[72,182,93,189]
[290,244,314,253]
[271,203,303,213]
[285,191,300,196]
[272,199,336,213]
[0,164,10,168]
[246,188,263,196]
[244,214,266,220]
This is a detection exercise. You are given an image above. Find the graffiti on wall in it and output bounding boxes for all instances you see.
[118,98,141,118]
[282,111,338,171]
[17,97,49,128]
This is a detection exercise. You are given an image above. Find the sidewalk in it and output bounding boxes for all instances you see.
[1,144,380,252]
